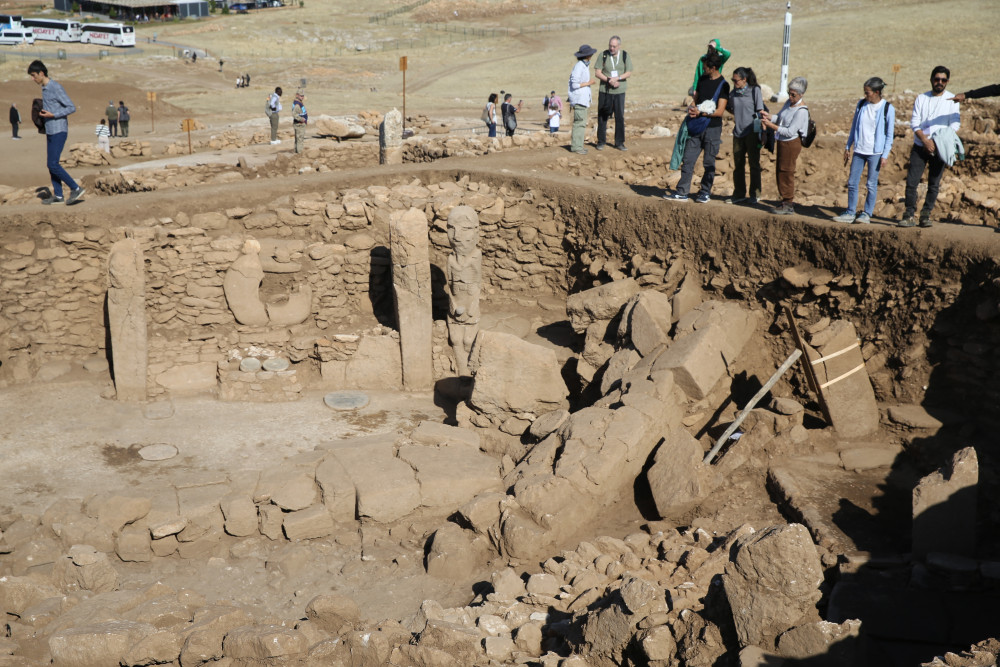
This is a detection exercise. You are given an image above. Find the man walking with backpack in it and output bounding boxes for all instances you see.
[28,60,85,206]
[266,86,282,145]
[594,35,633,151]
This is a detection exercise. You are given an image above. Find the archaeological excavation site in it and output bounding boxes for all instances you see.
[3,97,1000,667]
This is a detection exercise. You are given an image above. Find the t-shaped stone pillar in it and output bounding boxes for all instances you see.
[389,207,433,391]
[379,108,403,165]
[446,205,482,377]
[107,237,148,401]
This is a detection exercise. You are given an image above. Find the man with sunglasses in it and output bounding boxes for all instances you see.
[900,66,960,228]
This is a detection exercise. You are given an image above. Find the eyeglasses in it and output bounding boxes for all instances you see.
[932,77,948,83]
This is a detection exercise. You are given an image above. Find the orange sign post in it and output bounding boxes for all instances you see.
[181,118,196,154]
[146,91,157,132]
[399,56,408,132]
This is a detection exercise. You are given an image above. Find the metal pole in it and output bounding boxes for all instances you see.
[703,348,803,464]
[778,2,792,100]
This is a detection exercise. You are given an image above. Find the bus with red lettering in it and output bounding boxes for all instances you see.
[80,22,135,47]
[20,18,82,42]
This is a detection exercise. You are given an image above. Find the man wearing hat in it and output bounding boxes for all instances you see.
[568,44,596,154]
[594,35,633,151]
[105,100,118,138]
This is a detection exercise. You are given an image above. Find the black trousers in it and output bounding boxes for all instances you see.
[904,143,946,218]
[596,91,625,148]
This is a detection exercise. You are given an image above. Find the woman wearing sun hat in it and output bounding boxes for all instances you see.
[567,44,596,154]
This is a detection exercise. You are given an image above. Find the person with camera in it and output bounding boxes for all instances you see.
[759,76,809,216]
[500,94,522,138]
[594,35,633,151]
[725,66,765,205]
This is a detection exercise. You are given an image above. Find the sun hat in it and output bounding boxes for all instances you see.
[574,44,596,59]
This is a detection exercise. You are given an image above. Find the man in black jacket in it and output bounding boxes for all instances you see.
[953,83,1000,102]
[9,103,20,139]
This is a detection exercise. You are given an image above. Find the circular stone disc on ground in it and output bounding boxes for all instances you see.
[240,357,262,372]
[324,391,370,410]
[262,358,290,371]
[139,443,178,461]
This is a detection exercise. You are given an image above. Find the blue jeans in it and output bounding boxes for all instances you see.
[845,153,881,217]
[46,132,78,198]
[488,122,496,138]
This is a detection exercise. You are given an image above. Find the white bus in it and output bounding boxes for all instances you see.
[20,18,82,42]
[0,28,34,45]
[80,23,135,47]
[0,14,23,29]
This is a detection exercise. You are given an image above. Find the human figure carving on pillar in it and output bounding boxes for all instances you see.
[445,205,482,377]
[107,236,147,401]
[389,207,433,391]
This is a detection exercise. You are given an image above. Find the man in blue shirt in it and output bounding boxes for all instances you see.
[28,60,85,206]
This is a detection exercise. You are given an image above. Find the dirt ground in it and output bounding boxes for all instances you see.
[1,0,1000,663]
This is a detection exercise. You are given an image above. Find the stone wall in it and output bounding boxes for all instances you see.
[0,178,569,396]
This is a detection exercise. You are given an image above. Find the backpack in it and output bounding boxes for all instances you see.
[481,103,492,125]
[798,106,817,148]
[31,98,45,134]
[503,103,517,132]
[264,97,273,118]
[685,78,725,135]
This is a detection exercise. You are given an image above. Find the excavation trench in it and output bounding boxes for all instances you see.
[1,164,999,665]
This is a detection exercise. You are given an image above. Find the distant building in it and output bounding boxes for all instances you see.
[53,0,210,20]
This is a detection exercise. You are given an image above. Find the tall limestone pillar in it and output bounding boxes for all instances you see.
[379,108,403,165]
[389,208,433,391]
[445,205,482,377]
[107,237,147,401]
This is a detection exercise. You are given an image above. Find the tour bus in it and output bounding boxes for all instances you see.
[20,18,83,42]
[80,22,135,47]
[0,28,35,45]
[0,14,23,29]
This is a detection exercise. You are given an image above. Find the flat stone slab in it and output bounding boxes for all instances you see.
[324,391,370,411]
[887,404,944,430]
[139,444,178,461]
[262,358,290,372]
[240,358,262,372]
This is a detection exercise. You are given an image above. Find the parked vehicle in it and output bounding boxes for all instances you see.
[80,22,135,47]
[0,28,35,45]
[20,18,82,42]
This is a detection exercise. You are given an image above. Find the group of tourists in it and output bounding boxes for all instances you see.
[555,35,990,227]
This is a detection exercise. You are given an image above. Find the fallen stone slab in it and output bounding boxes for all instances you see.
[566,278,640,333]
[722,524,824,649]
[398,444,501,508]
[410,420,481,449]
[887,404,944,431]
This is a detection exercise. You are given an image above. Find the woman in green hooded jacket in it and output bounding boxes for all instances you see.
[691,39,731,95]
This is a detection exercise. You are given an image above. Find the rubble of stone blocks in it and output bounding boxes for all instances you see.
[448,278,769,562]
[403,521,859,666]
